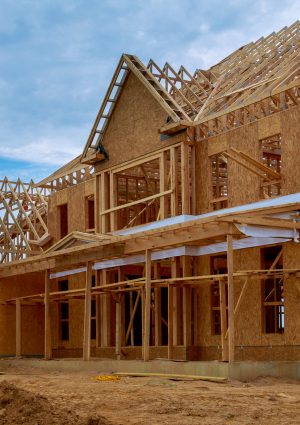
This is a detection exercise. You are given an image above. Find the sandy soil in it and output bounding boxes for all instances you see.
[0,362,299,425]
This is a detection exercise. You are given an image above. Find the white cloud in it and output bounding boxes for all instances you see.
[0,124,88,166]
[0,0,299,183]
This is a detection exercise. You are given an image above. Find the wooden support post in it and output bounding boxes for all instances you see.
[144,249,151,361]
[190,144,196,214]
[96,270,101,348]
[227,231,235,362]
[95,174,101,233]
[44,270,52,360]
[170,147,179,216]
[168,283,174,360]
[83,261,93,361]
[16,299,21,358]
[159,152,168,219]
[100,173,109,233]
[181,142,190,215]
[115,295,121,360]
[110,171,117,232]
[172,258,181,346]
[141,287,145,356]
[183,257,192,347]
[219,280,228,361]
[125,292,141,345]
[193,287,198,345]
[154,263,162,346]
[100,270,110,347]
[129,292,134,345]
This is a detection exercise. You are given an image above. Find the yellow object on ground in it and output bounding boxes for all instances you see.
[93,375,120,382]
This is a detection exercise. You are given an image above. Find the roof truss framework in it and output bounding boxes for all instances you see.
[36,155,94,191]
[80,21,300,157]
[0,178,50,263]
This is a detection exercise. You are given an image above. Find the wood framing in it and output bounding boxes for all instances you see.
[0,22,300,365]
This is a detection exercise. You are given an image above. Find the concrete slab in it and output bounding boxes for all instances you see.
[0,358,299,381]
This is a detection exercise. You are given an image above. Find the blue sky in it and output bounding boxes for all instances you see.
[0,0,299,182]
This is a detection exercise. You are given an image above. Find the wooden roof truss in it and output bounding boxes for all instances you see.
[81,54,198,163]
[80,21,300,152]
[0,178,50,263]
[35,155,94,192]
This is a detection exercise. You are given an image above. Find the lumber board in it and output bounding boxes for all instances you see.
[113,372,227,383]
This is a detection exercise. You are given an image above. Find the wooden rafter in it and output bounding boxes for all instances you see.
[0,178,50,263]
[81,54,191,164]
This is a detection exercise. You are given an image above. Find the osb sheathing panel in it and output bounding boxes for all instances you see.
[257,112,281,139]
[195,140,210,213]
[194,256,213,346]
[95,72,175,173]
[0,272,44,356]
[48,180,95,244]
[283,242,300,346]
[280,105,300,195]
[195,249,261,349]
[234,248,262,348]
[207,132,228,157]
[194,245,300,361]
[195,122,260,213]
[228,123,260,207]
[53,273,85,350]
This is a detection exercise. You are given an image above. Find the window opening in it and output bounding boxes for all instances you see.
[59,279,69,341]
[260,134,281,198]
[59,204,68,238]
[86,196,95,231]
[210,255,228,335]
[91,275,97,340]
[261,246,284,334]
[210,154,228,210]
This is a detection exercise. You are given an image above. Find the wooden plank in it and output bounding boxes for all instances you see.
[159,152,168,219]
[95,270,101,348]
[190,144,196,215]
[44,270,52,360]
[83,261,93,361]
[168,274,174,360]
[15,299,21,358]
[227,231,235,362]
[170,147,179,216]
[172,258,181,346]
[109,171,117,232]
[143,249,151,361]
[219,280,228,361]
[183,256,192,347]
[234,277,249,317]
[181,142,190,214]
[113,372,227,383]
[95,174,101,233]
[125,292,141,345]
[154,263,162,346]
[129,292,134,345]
[115,294,122,360]
[100,189,173,215]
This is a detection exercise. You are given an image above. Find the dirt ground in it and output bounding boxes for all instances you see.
[0,362,299,425]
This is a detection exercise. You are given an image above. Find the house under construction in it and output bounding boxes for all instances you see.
[1,22,300,366]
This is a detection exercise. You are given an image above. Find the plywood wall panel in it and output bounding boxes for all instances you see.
[0,272,44,356]
[280,105,300,195]
[283,242,300,346]
[195,141,210,214]
[258,113,281,139]
[228,123,260,207]
[95,73,171,172]
[234,248,261,347]
[48,180,95,243]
